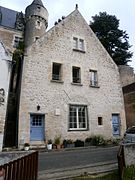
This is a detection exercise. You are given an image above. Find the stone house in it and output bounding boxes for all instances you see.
[0,41,12,151]
[0,0,126,148]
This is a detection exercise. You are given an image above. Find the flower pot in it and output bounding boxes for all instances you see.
[47,144,52,150]
[24,146,30,151]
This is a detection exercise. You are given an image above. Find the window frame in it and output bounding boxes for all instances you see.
[51,62,63,82]
[68,105,88,131]
[72,66,81,84]
[89,70,99,87]
[73,37,85,52]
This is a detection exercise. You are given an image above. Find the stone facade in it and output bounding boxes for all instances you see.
[18,5,126,146]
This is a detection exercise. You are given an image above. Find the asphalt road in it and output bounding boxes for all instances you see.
[38,146,119,171]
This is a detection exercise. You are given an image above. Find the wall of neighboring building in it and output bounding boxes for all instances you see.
[0,26,23,53]
[18,10,126,146]
[119,65,135,87]
[123,83,135,127]
[0,42,12,151]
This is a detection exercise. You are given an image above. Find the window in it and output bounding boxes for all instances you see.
[73,37,85,51]
[69,105,88,130]
[98,117,103,125]
[52,63,62,81]
[72,66,81,83]
[31,115,43,126]
[90,70,98,87]
[36,20,42,29]
[13,36,23,48]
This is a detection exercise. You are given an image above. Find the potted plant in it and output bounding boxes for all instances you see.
[54,136,61,149]
[24,143,30,151]
[47,139,52,150]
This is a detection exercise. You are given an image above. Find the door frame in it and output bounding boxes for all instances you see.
[112,113,121,136]
[30,113,45,141]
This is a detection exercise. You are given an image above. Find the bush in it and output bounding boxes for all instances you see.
[74,139,84,147]
[54,136,61,145]
[91,135,106,146]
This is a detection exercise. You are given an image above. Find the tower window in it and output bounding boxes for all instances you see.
[36,20,42,29]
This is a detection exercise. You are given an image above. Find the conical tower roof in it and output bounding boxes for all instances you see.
[31,0,44,8]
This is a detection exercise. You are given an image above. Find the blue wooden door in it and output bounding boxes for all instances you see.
[30,114,45,141]
[112,114,120,136]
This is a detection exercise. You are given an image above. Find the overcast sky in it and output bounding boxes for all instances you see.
[1,0,135,70]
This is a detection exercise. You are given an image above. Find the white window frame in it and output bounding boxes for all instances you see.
[73,37,85,51]
[90,70,98,87]
[69,105,88,130]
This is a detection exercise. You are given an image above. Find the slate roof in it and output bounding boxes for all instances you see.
[0,6,19,29]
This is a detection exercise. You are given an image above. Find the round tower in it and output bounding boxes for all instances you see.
[24,0,49,47]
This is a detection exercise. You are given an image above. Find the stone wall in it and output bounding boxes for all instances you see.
[19,10,126,146]
[0,26,23,53]
[123,143,135,167]
[119,65,135,87]
[123,83,135,127]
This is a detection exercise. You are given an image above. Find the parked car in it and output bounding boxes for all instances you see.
[123,126,135,143]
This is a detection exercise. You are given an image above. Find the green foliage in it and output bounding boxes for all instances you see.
[47,139,52,144]
[90,12,133,65]
[74,139,84,147]
[24,143,30,147]
[54,135,61,145]
[90,135,106,146]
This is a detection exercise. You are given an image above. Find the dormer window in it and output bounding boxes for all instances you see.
[73,37,85,52]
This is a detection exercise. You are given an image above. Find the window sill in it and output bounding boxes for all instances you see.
[51,80,64,83]
[89,85,100,88]
[68,129,88,132]
[73,49,85,53]
[71,83,83,86]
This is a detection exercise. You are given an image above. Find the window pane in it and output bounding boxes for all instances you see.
[73,37,78,49]
[52,63,61,80]
[69,105,87,130]
[72,67,81,83]
[79,39,84,51]
[90,70,98,86]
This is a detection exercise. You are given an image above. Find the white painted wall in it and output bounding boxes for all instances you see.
[0,41,12,151]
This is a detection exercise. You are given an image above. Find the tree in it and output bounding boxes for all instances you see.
[90,12,133,65]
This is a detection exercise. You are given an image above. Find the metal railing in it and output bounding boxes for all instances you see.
[0,151,38,180]
[117,145,125,180]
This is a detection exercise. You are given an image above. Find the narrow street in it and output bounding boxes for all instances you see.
[38,146,119,179]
